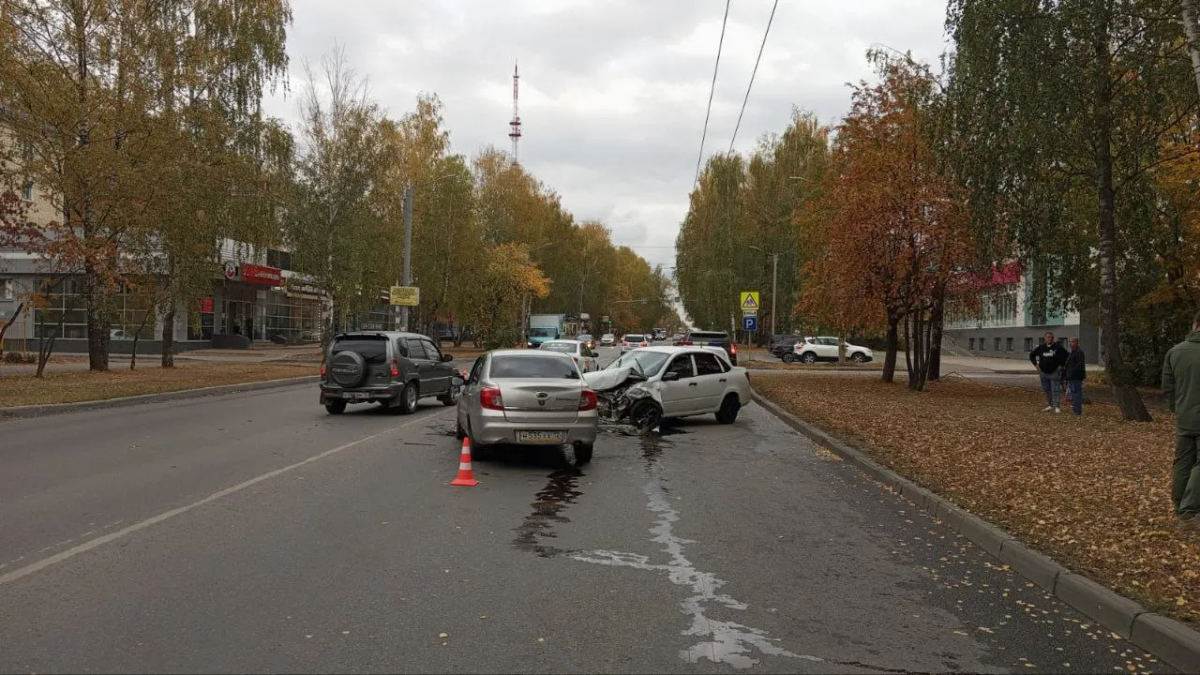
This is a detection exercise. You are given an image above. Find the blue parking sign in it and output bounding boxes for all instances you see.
[742,315,758,332]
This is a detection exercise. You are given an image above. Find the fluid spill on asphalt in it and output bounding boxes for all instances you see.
[511,467,584,558]
[565,432,823,670]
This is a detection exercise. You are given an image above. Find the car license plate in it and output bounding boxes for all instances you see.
[342,392,371,400]
[516,430,566,444]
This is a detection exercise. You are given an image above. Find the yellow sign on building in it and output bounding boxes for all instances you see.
[389,286,420,307]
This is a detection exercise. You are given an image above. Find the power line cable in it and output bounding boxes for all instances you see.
[693,0,731,190]
[728,0,779,154]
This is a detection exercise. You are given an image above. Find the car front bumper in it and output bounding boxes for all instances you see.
[471,410,599,447]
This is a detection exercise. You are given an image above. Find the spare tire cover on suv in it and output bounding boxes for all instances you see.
[330,350,368,387]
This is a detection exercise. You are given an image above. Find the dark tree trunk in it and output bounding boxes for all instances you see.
[1092,14,1152,422]
[84,267,110,371]
[928,286,945,381]
[161,307,176,368]
[882,317,900,383]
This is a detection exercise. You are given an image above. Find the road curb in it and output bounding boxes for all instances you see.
[0,376,319,420]
[752,391,1200,673]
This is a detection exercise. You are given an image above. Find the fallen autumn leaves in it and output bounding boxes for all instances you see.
[754,372,1200,627]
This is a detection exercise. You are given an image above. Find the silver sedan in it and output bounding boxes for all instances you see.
[454,349,599,465]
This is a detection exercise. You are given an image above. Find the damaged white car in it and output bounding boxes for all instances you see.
[583,346,752,431]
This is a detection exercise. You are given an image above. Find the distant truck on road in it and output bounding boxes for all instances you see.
[527,313,565,348]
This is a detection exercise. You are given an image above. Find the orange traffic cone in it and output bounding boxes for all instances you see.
[450,437,480,487]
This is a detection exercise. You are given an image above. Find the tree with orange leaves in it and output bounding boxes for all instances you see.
[807,52,974,389]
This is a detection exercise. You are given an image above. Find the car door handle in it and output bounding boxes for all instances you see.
[719,378,727,383]
[688,382,698,387]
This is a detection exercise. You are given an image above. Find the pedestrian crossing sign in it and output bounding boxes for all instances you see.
[740,291,760,312]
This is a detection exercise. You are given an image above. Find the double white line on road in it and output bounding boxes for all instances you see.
[0,413,443,587]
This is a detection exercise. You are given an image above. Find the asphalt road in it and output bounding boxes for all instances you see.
[0,351,1173,673]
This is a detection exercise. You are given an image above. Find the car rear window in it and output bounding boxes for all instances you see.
[332,337,388,364]
[539,342,576,354]
[625,334,645,342]
[689,331,729,341]
[490,355,580,379]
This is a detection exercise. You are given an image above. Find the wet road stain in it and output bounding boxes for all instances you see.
[511,468,584,558]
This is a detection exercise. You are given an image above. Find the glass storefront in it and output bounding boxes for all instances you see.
[32,276,155,340]
[265,287,323,343]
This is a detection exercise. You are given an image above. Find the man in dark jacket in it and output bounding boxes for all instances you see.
[1030,331,1069,413]
[1163,311,1200,521]
[1063,337,1086,416]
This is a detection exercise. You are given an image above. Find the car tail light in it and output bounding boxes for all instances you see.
[640,342,647,348]
[320,357,327,378]
[390,358,400,377]
[680,340,693,346]
[730,343,738,355]
[480,386,504,410]
[579,389,597,411]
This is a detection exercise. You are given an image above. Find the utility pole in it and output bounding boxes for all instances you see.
[399,184,414,332]
[769,252,778,337]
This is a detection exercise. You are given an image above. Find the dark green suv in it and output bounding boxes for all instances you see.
[319,331,460,415]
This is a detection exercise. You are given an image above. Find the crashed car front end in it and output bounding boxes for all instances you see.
[583,367,663,431]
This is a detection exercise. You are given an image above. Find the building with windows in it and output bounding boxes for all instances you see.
[942,262,1102,364]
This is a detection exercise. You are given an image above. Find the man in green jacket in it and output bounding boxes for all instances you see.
[1162,311,1200,521]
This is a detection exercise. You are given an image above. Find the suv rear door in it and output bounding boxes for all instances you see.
[403,337,437,394]
[327,335,392,389]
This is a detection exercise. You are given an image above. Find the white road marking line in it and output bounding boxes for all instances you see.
[0,413,443,586]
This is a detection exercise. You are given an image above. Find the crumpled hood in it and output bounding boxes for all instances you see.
[583,367,634,391]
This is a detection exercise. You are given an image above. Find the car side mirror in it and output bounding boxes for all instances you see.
[442,354,454,362]
[662,371,680,382]
[451,375,465,387]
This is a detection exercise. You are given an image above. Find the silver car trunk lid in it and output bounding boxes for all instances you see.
[495,378,581,424]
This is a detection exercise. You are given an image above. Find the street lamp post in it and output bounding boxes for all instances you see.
[396,173,457,332]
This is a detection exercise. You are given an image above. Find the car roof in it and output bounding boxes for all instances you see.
[542,339,582,345]
[335,331,427,339]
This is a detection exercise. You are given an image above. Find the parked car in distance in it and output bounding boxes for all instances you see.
[319,331,459,415]
[788,336,875,364]
[600,333,616,347]
[620,333,649,353]
[769,334,802,359]
[652,328,667,341]
[577,333,595,350]
[585,346,751,429]
[678,329,737,366]
[455,349,598,466]
[538,339,600,372]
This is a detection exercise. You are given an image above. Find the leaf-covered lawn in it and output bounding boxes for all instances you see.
[754,373,1200,627]
[0,364,312,408]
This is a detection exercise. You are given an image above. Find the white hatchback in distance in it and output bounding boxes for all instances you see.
[788,336,874,364]
[537,339,600,372]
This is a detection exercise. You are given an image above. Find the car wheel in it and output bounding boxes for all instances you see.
[851,352,868,363]
[801,352,818,364]
[715,394,740,424]
[324,401,347,415]
[399,382,419,415]
[629,400,663,433]
[782,353,796,364]
[439,386,458,407]
[572,442,594,466]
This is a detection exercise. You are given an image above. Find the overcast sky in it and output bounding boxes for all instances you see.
[263,0,950,273]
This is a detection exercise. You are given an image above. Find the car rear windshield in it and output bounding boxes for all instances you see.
[689,331,729,341]
[625,334,645,342]
[331,336,388,364]
[490,355,580,379]
[538,342,576,354]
